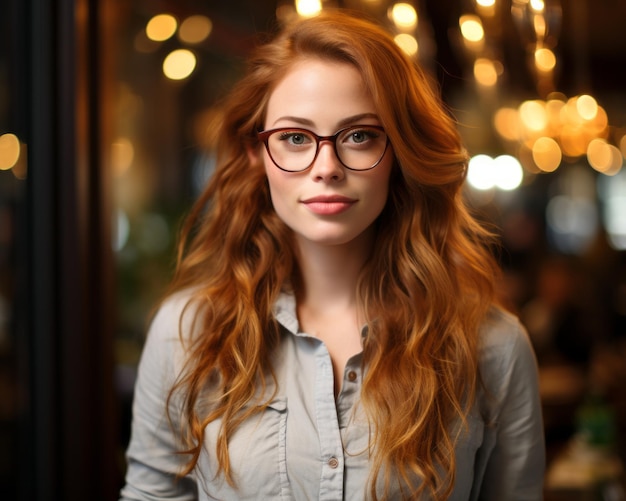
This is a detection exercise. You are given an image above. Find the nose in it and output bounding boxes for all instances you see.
[309,139,345,182]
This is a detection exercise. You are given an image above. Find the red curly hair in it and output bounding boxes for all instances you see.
[166,10,500,500]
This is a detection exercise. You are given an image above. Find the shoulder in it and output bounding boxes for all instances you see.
[478,306,531,358]
[477,306,539,399]
[139,289,204,382]
[148,288,204,343]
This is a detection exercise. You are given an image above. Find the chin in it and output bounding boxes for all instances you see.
[297,228,371,247]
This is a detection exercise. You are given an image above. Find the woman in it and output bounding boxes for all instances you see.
[120,10,545,500]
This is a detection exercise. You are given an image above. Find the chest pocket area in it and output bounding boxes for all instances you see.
[197,397,289,500]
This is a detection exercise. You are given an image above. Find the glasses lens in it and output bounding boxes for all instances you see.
[266,129,317,172]
[264,126,388,171]
[336,126,388,170]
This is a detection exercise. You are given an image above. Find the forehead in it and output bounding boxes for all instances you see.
[264,57,377,128]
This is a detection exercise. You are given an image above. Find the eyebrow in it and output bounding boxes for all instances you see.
[271,113,380,128]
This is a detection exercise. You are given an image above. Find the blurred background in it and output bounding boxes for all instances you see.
[1,0,625,499]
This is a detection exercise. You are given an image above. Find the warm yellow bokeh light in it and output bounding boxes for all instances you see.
[494,108,522,142]
[533,15,546,38]
[587,106,608,136]
[474,58,498,86]
[559,126,588,157]
[576,94,598,121]
[587,139,622,175]
[535,47,556,72]
[163,49,197,80]
[561,97,585,126]
[530,0,545,11]
[394,33,418,56]
[545,98,565,132]
[0,133,21,170]
[391,3,418,30]
[475,0,496,16]
[179,15,212,44]
[519,100,548,132]
[620,134,626,159]
[111,137,135,176]
[146,14,177,42]
[295,0,322,17]
[532,136,561,172]
[460,15,484,42]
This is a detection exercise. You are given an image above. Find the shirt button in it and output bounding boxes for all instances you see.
[328,457,339,469]
[347,370,357,382]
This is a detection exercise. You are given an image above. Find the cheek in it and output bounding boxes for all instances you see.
[264,162,291,213]
[368,161,393,211]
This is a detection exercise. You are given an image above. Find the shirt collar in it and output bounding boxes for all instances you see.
[273,290,300,335]
[273,290,369,339]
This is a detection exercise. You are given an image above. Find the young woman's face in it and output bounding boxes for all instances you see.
[261,58,394,249]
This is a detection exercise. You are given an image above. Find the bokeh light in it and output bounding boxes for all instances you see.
[535,47,556,72]
[494,155,524,190]
[546,195,598,254]
[533,14,547,38]
[474,58,498,86]
[587,139,623,176]
[111,137,135,176]
[295,0,322,17]
[163,49,197,80]
[146,14,177,42]
[394,33,418,56]
[0,133,20,170]
[467,154,524,191]
[391,3,418,30]
[577,94,598,121]
[494,108,522,142]
[519,100,548,132]
[460,15,484,42]
[598,170,626,250]
[530,0,545,11]
[178,15,212,44]
[467,154,496,190]
[532,136,562,172]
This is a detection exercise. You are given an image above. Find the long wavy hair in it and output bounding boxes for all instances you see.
[166,10,500,500]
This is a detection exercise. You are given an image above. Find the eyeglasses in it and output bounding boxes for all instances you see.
[257,125,389,172]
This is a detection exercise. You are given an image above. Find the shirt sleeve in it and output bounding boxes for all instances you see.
[119,295,198,501]
[477,313,546,501]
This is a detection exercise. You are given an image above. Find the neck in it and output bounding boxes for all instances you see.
[294,228,374,313]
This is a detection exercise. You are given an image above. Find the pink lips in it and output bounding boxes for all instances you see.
[301,195,357,215]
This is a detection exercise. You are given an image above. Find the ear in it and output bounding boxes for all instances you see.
[247,144,261,167]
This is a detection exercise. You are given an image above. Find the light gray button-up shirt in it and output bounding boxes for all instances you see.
[120,290,545,500]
